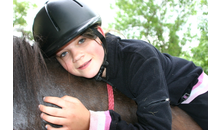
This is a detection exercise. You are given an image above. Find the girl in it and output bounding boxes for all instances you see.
[33,0,208,129]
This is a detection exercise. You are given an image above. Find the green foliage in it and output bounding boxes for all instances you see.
[110,0,208,73]
[13,0,33,27]
[110,0,198,57]
[13,0,37,40]
[180,0,208,74]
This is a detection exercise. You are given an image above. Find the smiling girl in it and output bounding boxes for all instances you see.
[33,0,208,130]
[55,29,105,78]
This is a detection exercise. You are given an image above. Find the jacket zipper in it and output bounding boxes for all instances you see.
[144,98,170,108]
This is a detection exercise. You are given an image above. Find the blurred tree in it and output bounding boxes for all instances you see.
[109,0,198,57]
[180,0,208,74]
[13,0,37,40]
[110,0,208,74]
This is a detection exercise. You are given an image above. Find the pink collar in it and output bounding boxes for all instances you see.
[107,84,114,110]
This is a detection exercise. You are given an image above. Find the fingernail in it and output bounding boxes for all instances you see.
[43,97,45,101]
[45,125,48,129]
[41,113,43,118]
[38,105,40,109]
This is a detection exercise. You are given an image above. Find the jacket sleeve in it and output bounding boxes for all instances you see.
[89,54,172,130]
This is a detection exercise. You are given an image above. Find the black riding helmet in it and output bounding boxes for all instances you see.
[32,0,111,84]
[33,0,104,57]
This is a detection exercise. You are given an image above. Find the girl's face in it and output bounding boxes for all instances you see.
[56,29,105,78]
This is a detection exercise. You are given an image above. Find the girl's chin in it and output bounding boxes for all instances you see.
[87,74,98,79]
[83,72,99,79]
[72,66,101,79]
[69,71,97,79]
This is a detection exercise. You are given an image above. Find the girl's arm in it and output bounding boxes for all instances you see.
[89,55,172,129]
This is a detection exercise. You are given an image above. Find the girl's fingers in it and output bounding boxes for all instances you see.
[41,113,66,126]
[45,124,69,130]
[43,96,66,108]
[61,95,78,103]
[39,105,65,117]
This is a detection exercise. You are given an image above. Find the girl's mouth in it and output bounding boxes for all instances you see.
[78,59,92,70]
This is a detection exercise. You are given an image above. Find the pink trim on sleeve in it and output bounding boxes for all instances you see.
[182,72,208,104]
[89,110,112,130]
[191,71,204,90]
[104,111,112,130]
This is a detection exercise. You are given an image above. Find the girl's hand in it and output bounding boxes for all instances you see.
[39,95,90,130]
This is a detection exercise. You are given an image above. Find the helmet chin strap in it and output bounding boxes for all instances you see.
[91,28,113,86]
[91,28,115,110]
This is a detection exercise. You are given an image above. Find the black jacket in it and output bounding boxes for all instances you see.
[105,33,203,130]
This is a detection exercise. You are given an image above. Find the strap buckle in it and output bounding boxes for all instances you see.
[181,93,190,103]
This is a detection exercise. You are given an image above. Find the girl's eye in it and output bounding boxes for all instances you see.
[78,38,86,44]
[60,51,68,58]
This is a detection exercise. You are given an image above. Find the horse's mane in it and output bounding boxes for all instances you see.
[13,36,47,83]
[13,36,47,129]
[13,36,79,129]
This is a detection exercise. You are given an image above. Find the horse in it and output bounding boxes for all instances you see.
[13,36,202,130]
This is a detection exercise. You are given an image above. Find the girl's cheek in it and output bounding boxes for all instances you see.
[91,44,104,60]
[57,58,71,72]
[63,61,72,71]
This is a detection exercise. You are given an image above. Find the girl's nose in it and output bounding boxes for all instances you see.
[72,51,84,63]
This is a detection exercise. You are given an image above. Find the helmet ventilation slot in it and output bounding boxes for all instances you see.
[44,4,60,32]
[73,0,83,7]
